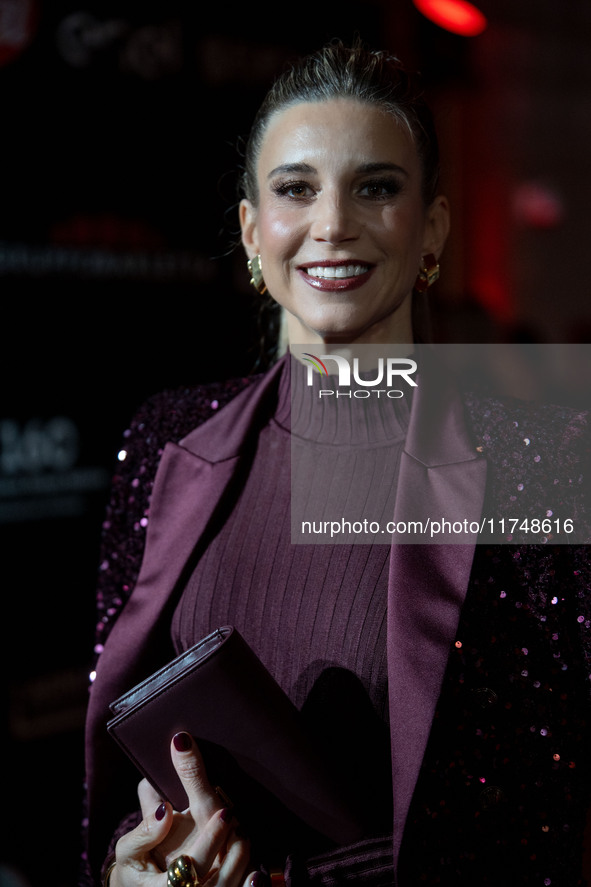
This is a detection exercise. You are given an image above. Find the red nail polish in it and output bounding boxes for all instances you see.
[220,807,232,822]
[155,803,166,821]
[173,731,192,751]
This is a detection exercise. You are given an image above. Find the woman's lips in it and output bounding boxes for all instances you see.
[297,262,374,292]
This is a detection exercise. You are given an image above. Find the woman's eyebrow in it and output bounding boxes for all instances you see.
[267,162,316,179]
[356,161,408,176]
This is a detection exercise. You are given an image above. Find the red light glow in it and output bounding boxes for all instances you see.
[413,0,487,37]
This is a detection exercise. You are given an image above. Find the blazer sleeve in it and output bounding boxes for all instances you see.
[81,378,256,885]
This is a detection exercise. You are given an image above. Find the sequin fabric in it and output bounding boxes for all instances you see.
[399,541,591,885]
[91,377,256,666]
[82,377,591,887]
[463,392,590,546]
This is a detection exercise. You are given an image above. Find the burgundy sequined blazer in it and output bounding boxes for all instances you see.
[83,355,591,887]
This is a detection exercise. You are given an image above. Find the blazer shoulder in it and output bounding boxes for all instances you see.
[126,374,262,449]
[463,391,590,469]
[462,391,591,541]
[94,373,261,642]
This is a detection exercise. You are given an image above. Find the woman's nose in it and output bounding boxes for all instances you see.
[310,194,360,243]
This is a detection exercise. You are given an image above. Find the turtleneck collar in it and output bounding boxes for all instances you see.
[274,352,411,447]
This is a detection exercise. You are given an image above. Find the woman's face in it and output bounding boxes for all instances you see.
[240,98,449,346]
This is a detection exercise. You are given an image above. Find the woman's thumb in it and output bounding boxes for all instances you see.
[117,801,172,864]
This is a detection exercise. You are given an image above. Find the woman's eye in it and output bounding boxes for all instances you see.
[272,181,314,199]
[360,179,402,199]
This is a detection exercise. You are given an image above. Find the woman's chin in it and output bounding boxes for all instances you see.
[286,314,412,347]
[287,322,364,346]
[281,294,413,345]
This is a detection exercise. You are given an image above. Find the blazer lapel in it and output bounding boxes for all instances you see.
[94,358,286,696]
[388,349,488,867]
[87,361,286,874]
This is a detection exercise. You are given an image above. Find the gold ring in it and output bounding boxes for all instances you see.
[167,855,200,887]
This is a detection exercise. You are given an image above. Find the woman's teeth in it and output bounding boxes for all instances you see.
[306,264,368,279]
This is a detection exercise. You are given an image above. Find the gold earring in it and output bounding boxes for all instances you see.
[414,253,440,293]
[247,255,267,295]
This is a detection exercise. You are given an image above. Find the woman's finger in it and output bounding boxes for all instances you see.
[112,802,172,884]
[154,805,238,879]
[190,822,251,887]
[138,778,163,820]
[215,830,251,887]
[170,732,220,821]
[187,806,239,876]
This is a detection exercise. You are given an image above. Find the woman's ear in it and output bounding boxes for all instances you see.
[239,198,259,259]
[422,195,451,260]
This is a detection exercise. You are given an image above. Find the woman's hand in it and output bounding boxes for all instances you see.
[110,732,264,887]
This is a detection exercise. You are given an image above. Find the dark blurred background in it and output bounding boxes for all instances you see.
[1,1,590,885]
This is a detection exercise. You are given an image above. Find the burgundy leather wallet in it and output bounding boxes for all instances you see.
[107,626,365,858]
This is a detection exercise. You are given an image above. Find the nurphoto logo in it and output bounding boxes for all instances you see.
[302,351,417,399]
